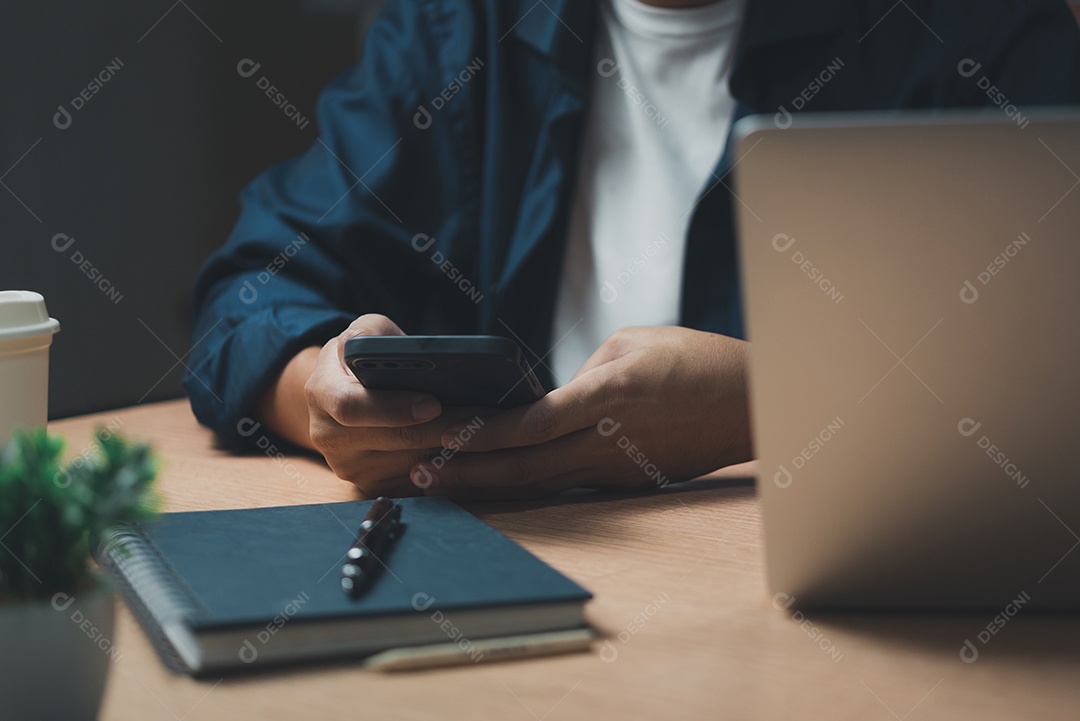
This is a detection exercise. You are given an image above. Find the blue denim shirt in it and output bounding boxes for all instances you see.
[185,0,1080,447]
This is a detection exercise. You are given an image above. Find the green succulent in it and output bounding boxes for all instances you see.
[0,427,159,602]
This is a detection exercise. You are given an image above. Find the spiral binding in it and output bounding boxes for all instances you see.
[97,525,206,674]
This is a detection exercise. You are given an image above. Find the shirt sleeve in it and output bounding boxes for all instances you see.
[183,0,462,448]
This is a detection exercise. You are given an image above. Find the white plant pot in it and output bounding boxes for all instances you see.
[0,583,116,721]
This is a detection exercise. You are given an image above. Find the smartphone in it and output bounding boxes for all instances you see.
[343,335,546,408]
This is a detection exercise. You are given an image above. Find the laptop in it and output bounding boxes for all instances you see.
[732,110,1080,610]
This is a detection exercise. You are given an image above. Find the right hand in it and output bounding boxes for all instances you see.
[304,314,489,497]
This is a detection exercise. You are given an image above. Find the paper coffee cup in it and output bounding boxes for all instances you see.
[0,291,60,445]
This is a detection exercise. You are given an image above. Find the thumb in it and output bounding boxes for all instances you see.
[337,313,405,368]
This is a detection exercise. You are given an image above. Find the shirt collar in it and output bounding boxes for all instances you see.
[509,0,596,73]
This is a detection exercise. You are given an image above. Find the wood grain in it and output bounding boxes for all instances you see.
[50,400,1080,720]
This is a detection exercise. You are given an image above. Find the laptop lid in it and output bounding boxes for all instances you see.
[732,110,1080,609]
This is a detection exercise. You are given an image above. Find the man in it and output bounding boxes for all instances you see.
[186,0,1080,499]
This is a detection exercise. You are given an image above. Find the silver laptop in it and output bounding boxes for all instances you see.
[732,110,1080,610]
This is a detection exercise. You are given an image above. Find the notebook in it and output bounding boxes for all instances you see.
[95,497,591,675]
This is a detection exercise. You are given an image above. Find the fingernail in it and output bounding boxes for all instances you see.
[412,398,440,421]
[411,466,437,490]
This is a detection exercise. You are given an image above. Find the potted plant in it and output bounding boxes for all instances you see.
[0,427,158,721]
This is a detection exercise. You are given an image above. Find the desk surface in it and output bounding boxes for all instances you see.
[52,400,1079,720]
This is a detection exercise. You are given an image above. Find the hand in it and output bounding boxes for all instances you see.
[410,326,753,500]
[303,314,491,497]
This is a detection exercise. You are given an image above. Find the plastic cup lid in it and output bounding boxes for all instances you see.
[0,291,61,341]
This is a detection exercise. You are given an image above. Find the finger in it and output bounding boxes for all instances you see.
[310,337,441,428]
[335,313,406,369]
[321,406,497,452]
[439,369,612,452]
[327,447,439,497]
[349,313,404,335]
[415,429,609,492]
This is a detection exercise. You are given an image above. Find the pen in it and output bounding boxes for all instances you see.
[341,497,402,598]
[362,628,594,672]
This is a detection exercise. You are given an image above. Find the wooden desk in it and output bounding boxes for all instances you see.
[53,400,1080,720]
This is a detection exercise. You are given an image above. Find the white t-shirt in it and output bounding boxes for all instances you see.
[549,0,743,385]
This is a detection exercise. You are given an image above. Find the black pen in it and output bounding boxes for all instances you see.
[341,497,402,598]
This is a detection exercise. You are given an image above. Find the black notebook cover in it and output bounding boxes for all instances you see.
[98,497,591,672]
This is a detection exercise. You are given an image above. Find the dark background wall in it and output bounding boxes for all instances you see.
[6,1,1078,420]
[2,0,381,420]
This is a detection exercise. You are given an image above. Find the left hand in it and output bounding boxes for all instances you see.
[410,326,753,499]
